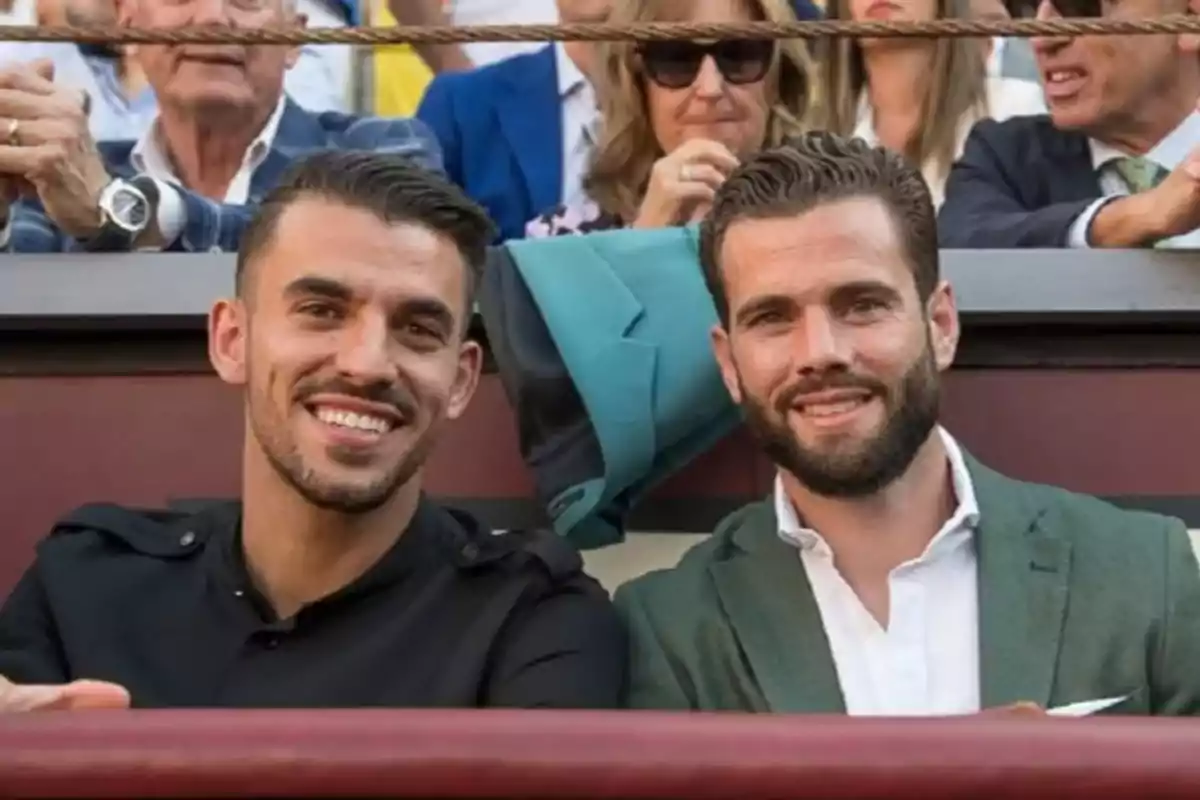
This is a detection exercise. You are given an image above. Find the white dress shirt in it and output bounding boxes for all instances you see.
[555,43,598,212]
[774,427,982,716]
[1068,111,1200,249]
[131,95,288,246]
[853,76,1047,208]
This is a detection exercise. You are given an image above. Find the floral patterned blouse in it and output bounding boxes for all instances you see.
[524,198,624,238]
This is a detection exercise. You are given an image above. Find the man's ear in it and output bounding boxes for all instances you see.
[208,298,249,386]
[284,12,308,70]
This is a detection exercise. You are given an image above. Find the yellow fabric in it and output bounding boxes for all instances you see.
[372,5,434,117]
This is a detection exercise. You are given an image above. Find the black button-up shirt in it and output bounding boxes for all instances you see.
[0,497,626,708]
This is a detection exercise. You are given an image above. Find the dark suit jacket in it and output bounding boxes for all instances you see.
[938,115,1103,248]
[418,46,564,242]
[616,456,1200,714]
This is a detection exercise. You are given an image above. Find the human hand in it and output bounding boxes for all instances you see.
[0,674,130,712]
[632,138,739,229]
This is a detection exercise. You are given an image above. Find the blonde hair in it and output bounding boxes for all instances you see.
[584,0,817,223]
[815,0,988,183]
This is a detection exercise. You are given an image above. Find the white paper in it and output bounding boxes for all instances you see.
[1045,695,1130,717]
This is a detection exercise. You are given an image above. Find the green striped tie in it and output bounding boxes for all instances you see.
[1113,156,1169,194]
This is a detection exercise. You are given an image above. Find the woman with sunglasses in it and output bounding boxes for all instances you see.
[526,0,813,237]
[815,0,1046,207]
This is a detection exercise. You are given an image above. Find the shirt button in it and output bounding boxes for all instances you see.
[179,531,196,547]
[461,543,479,561]
[264,636,280,649]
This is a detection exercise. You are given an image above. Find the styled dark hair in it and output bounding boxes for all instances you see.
[698,131,938,326]
[235,150,497,304]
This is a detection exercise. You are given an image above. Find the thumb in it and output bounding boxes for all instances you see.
[49,679,131,710]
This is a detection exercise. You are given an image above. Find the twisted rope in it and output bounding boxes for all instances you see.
[0,14,1197,45]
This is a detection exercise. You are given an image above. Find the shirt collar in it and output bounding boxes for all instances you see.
[555,42,587,98]
[1089,110,1200,172]
[775,426,981,556]
[130,94,289,190]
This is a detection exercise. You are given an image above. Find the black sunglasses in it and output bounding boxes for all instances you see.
[637,39,775,89]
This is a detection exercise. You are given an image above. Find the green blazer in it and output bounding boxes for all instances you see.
[614,457,1200,715]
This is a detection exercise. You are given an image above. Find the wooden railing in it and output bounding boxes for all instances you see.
[1,710,1200,798]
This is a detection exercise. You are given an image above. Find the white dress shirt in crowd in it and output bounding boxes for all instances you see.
[555,42,598,212]
[853,76,1047,207]
[1068,110,1200,249]
[775,427,982,716]
[452,0,559,66]
[131,95,288,245]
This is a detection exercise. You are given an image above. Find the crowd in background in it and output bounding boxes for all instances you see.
[0,0,1194,252]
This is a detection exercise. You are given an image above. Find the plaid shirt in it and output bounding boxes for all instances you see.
[6,99,443,253]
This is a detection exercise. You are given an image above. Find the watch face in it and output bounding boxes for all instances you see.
[108,185,149,232]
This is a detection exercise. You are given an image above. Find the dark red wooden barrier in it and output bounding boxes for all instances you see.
[1,710,1199,799]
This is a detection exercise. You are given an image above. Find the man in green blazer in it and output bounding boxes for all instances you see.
[614,133,1200,716]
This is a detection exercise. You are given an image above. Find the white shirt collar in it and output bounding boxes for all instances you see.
[775,426,981,556]
[555,42,587,98]
[1089,110,1200,172]
[130,95,289,203]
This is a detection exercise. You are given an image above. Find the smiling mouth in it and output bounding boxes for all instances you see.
[304,403,404,444]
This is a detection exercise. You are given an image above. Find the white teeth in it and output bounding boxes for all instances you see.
[314,407,393,434]
[800,398,866,417]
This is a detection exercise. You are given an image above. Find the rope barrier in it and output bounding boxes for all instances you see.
[0,14,1197,45]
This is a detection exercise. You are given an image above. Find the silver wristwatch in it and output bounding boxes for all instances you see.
[85,177,155,252]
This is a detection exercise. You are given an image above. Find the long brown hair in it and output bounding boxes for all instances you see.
[584,0,817,223]
[815,0,988,182]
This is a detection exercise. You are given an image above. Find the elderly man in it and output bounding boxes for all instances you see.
[0,0,440,253]
[940,0,1200,248]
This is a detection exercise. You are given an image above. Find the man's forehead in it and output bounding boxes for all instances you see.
[254,201,468,305]
[720,200,911,294]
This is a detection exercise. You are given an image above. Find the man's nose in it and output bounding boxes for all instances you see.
[794,309,852,374]
[334,317,397,385]
[1032,0,1070,53]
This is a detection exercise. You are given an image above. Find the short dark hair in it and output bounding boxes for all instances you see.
[698,132,939,326]
[235,150,497,307]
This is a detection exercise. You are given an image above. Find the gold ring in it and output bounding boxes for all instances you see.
[679,164,692,181]
[6,119,19,145]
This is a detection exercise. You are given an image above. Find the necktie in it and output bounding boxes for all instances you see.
[1112,156,1169,194]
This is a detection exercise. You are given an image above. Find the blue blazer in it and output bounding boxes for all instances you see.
[491,227,740,546]
[418,46,564,242]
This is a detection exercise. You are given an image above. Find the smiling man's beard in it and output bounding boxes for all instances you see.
[738,346,941,498]
[247,369,435,516]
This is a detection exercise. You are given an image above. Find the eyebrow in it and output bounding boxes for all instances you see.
[282,275,353,302]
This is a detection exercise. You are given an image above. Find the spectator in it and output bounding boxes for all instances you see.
[0,0,440,253]
[0,0,353,146]
[815,0,1045,207]
[0,151,626,710]
[613,133,1200,715]
[417,0,610,242]
[939,0,1200,248]
[0,0,155,141]
[527,0,815,237]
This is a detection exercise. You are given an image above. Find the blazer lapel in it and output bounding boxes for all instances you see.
[709,503,846,713]
[496,46,564,215]
[971,457,1071,709]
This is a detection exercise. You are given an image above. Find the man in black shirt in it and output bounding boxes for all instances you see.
[0,151,627,710]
